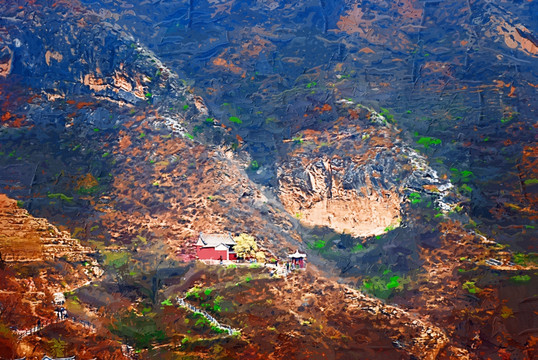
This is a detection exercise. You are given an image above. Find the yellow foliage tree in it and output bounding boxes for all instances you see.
[255,251,266,262]
[233,233,258,259]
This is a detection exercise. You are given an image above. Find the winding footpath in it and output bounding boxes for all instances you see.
[16,316,96,340]
[176,297,239,336]
[16,318,67,340]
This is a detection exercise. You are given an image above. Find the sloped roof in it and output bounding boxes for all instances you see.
[196,233,235,247]
[53,292,66,302]
[288,250,307,258]
[214,243,230,251]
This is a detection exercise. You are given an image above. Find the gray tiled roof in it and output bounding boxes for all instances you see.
[196,233,235,247]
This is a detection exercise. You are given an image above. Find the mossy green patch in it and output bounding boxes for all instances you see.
[103,251,130,269]
[462,281,480,294]
[408,192,421,204]
[416,136,441,149]
[386,276,400,289]
[229,116,242,124]
[352,243,364,252]
[47,193,73,202]
[510,275,531,283]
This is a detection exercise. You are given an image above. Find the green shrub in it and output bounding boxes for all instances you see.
[185,286,202,299]
[48,337,67,358]
[211,326,226,334]
[250,160,259,170]
[161,298,173,306]
[352,243,364,252]
[416,137,441,149]
[47,193,73,202]
[510,275,531,283]
[513,252,538,266]
[195,317,210,327]
[362,274,407,299]
[462,281,480,294]
[408,192,421,204]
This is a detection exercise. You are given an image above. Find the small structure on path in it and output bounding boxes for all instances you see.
[53,292,65,305]
[195,232,237,261]
[288,250,307,269]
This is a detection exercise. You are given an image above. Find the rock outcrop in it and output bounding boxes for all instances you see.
[278,106,456,237]
[0,194,92,263]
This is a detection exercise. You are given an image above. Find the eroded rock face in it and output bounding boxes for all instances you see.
[0,46,13,77]
[278,154,402,237]
[278,113,402,236]
[0,193,91,263]
[0,194,91,262]
[98,130,303,260]
[278,106,455,237]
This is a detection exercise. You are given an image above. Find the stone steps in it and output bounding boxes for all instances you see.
[176,297,239,336]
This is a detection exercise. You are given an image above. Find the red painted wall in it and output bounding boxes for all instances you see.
[229,253,237,260]
[196,246,229,260]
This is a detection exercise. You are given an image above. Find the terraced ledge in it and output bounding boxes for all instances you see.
[176,297,239,336]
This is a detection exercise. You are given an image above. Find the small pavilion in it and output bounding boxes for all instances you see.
[288,250,307,269]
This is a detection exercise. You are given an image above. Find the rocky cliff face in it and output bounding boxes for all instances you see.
[278,105,456,237]
[0,0,208,134]
[278,121,402,237]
